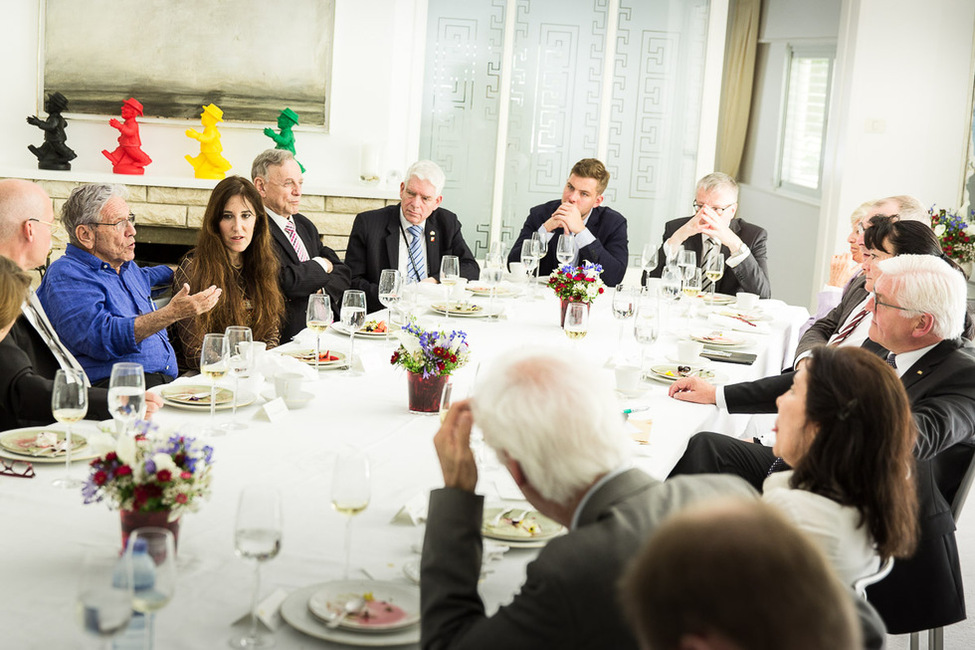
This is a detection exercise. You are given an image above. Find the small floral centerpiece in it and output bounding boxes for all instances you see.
[82,422,214,548]
[547,261,606,304]
[930,206,975,264]
[390,319,471,412]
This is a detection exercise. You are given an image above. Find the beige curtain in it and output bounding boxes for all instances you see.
[715,0,761,179]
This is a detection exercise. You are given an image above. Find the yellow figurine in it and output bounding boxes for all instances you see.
[184,103,232,179]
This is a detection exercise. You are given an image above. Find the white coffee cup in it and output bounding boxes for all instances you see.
[274,372,304,400]
[615,364,641,393]
[508,262,527,282]
[677,340,705,364]
[736,292,759,312]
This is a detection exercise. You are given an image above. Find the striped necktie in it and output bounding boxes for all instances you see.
[829,308,869,346]
[701,238,718,292]
[407,225,427,281]
[284,219,309,262]
[767,457,787,477]
[22,291,91,387]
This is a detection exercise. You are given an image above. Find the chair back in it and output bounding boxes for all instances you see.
[854,557,894,599]
[932,443,975,522]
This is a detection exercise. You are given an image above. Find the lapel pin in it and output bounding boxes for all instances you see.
[429,230,436,242]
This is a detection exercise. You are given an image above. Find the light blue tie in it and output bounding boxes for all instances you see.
[407,225,427,281]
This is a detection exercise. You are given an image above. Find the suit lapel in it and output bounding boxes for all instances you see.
[385,209,400,268]
[576,468,656,528]
[425,212,441,276]
[900,340,958,392]
[270,222,300,263]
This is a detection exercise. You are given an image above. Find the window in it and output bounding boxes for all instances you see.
[777,45,834,195]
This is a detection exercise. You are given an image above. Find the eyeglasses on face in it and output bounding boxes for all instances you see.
[871,296,922,314]
[693,202,736,215]
[28,218,55,229]
[92,213,136,232]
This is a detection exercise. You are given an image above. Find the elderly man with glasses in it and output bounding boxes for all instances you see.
[646,172,771,298]
[37,184,220,387]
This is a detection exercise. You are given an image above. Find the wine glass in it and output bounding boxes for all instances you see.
[108,362,146,438]
[439,381,454,424]
[520,239,540,300]
[377,269,402,336]
[331,449,371,579]
[485,241,504,270]
[704,252,725,302]
[556,234,576,267]
[223,326,253,432]
[439,256,460,316]
[340,290,367,375]
[480,267,503,320]
[678,249,697,283]
[611,284,636,351]
[51,368,87,488]
[200,333,229,436]
[306,293,333,373]
[634,289,660,345]
[660,266,682,302]
[563,302,589,344]
[682,267,703,299]
[530,232,544,284]
[641,243,659,286]
[76,548,133,648]
[127,527,177,648]
[230,486,282,649]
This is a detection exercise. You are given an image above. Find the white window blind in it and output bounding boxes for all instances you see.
[778,46,833,195]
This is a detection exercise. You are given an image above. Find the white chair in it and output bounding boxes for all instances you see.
[853,557,894,599]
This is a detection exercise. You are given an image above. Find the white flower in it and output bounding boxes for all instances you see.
[396,331,422,355]
[965,224,975,238]
[934,224,947,237]
[151,452,177,475]
[116,433,136,466]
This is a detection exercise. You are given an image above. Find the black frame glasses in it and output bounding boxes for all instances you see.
[692,202,736,215]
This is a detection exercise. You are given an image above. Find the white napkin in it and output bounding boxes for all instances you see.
[392,491,429,525]
[260,353,317,380]
[707,312,770,334]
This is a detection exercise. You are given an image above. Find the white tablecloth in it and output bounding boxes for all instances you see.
[0,286,807,648]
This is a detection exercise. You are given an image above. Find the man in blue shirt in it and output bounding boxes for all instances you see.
[38,184,221,387]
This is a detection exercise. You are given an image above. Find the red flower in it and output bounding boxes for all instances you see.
[598,287,604,294]
[156,469,172,483]
[116,465,133,477]
[93,470,108,486]
[181,471,192,479]
[104,452,118,463]
[175,493,188,504]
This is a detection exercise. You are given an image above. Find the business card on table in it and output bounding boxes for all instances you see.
[700,349,757,365]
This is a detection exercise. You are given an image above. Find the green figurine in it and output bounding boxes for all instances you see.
[263,108,305,172]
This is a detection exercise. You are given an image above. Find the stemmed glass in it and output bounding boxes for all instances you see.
[230,486,282,649]
[306,293,333,373]
[439,381,454,424]
[660,266,682,303]
[556,234,576,267]
[704,252,725,303]
[76,548,133,648]
[611,284,636,351]
[485,241,505,270]
[108,362,146,438]
[640,243,659,286]
[340,290,367,375]
[439,255,460,317]
[127,527,177,649]
[682,267,703,300]
[520,240,540,301]
[377,269,402,337]
[480,267,503,320]
[678,249,697,286]
[223,326,253,432]
[51,368,87,488]
[563,302,589,345]
[634,288,660,345]
[331,449,371,579]
[200,333,229,436]
[530,232,544,285]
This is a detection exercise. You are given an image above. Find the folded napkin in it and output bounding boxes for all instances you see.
[260,352,318,380]
[708,312,770,334]
[392,491,430,525]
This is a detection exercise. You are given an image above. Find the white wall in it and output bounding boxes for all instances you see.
[0,0,423,195]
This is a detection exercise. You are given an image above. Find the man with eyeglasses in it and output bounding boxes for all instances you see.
[37,183,221,387]
[345,159,479,312]
[664,254,975,636]
[646,172,770,298]
[252,149,351,341]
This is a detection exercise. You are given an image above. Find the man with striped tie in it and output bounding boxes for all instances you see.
[252,149,351,342]
[345,160,479,313]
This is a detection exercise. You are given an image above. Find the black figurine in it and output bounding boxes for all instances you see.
[27,91,77,171]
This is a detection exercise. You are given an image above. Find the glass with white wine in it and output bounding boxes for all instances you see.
[108,362,146,438]
[306,293,333,372]
[439,255,460,317]
[704,252,725,302]
[51,368,87,488]
[331,448,371,579]
[230,486,282,649]
[200,333,229,436]
[682,267,703,299]
[563,302,589,344]
[340,290,367,375]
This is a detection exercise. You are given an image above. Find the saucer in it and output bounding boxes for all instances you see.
[283,391,314,409]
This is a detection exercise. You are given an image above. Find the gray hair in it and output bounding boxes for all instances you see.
[876,254,966,340]
[61,184,127,246]
[874,195,928,224]
[696,172,739,202]
[404,160,446,197]
[471,349,629,504]
[251,149,295,181]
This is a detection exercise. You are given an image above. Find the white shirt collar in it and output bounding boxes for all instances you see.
[399,214,426,236]
[569,464,630,530]
[266,207,293,233]
[888,342,941,377]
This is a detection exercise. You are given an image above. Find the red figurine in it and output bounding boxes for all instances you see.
[102,98,152,175]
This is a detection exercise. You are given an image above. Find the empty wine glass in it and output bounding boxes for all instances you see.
[520,240,540,300]
[51,368,87,488]
[439,256,461,316]
[556,234,576,267]
[704,252,726,302]
[222,326,253,432]
[480,267,503,320]
[108,362,146,438]
[200,333,228,436]
[377,269,402,336]
[341,290,367,375]
[634,289,660,345]
[660,266,682,302]
[611,284,636,351]
[563,302,589,344]
[127,527,177,648]
[641,243,659,286]
[76,548,133,648]
[678,249,697,283]
[331,449,371,579]
[230,486,282,649]
[306,293,333,373]
[485,241,505,270]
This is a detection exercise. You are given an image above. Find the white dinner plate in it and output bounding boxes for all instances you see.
[0,426,98,464]
[330,322,389,338]
[306,580,420,633]
[481,507,564,543]
[279,349,348,369]
[280,584,420,646]
[689,331,747,347]
[646,364,718,384]
[160,386,256,411]
[465,284,516,297]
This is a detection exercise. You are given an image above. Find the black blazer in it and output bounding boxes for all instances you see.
[344,204,480,313]
[0,316,110,431]
[794,273,870,360]
[507,200,629,286]
[723,338,975,632]
[646,216,770,298]
[269,212,352,343]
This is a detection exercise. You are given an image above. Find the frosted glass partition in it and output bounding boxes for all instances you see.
[421,0,711,264]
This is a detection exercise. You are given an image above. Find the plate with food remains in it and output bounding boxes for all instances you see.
[159,385,256,410]
[698,292,736,305]
[306,580,420,633]
[430,302,492,317]
[481,507,564,545]
[689,331,747,347]
[331,320,389,338]
[281,584,420,646]
[646,364,722,384]
[0,427,92,461]
[465,284,515,297]
[717,308,771,323]
[281,349,347,369]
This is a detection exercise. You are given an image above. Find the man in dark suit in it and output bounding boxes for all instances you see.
[507,158,628,286]
[345,160,479,313]
[647,172,770,298]
[252,149,351,342]
[666,254,974,634]
[0,179,161,431]
[422,350,756,649]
